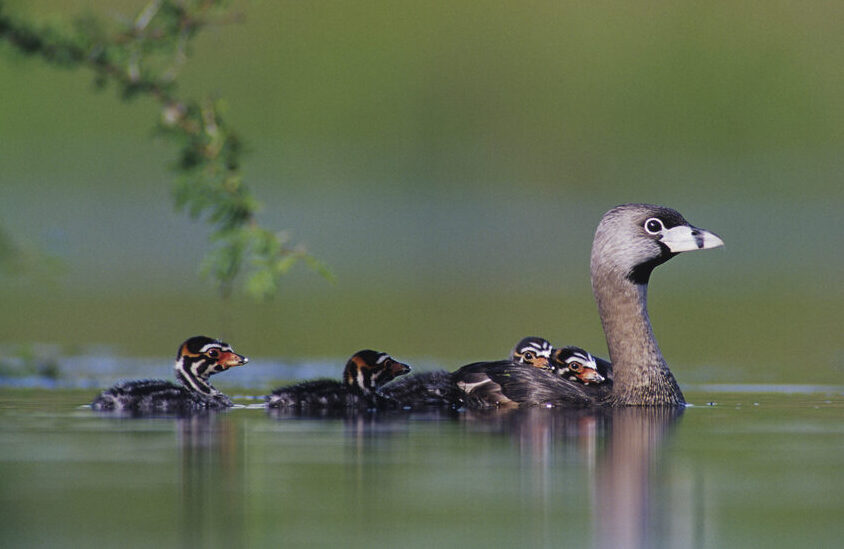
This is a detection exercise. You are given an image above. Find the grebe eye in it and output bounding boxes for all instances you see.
[569,362,582,371]
[644,217,664,235]
[523,351,534,360]
[207,348,220,358]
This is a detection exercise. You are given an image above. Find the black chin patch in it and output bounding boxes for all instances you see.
[627,243,676,285]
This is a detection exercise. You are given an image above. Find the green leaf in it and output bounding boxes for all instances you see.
[0,0,331,300]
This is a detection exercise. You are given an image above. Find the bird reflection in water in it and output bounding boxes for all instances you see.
[460,406,685,549]
[594,407,686,549]
[266,405,687,549]
[177,412,246,549]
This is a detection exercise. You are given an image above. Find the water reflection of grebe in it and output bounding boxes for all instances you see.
[460,406,686,549]
[595,407,686,549]
[177,413,245,548]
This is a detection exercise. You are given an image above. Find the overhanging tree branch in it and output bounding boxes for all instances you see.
[0,0,331,299]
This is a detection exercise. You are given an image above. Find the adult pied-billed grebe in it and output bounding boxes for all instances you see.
[91,336,248,412]
[266,350,411,410]
[454,204,723,408]
[591,204,722,405]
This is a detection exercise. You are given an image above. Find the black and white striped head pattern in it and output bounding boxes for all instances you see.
[343,350,411,395]
[510,336,554,368]
[174,336,248,395]
[550,346,604,385]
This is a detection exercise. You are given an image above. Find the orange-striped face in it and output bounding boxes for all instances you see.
[511,337,553,369]
[179,336,249,375]
[343,350,411,393]
[550,346,604,385]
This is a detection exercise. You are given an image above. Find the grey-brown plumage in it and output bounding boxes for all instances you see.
[591,204,723,406]
[454,360,592,408]
[451,204,722,409]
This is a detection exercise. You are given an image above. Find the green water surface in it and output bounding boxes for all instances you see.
[1,388,841,549]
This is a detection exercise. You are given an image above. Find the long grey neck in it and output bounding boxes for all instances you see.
[591,267,685,406]
[175,359,219,396]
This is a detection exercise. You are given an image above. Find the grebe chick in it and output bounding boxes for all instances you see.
[450,337,593,409]
[266,350,411,410]
[510,336,554,368]
[447,337,591,409]
[91,336,248,413]
[381,337,557,410]
[551,346,613,400]
[550,346,605,385]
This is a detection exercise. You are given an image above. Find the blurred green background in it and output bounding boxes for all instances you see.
[1,0,841,383]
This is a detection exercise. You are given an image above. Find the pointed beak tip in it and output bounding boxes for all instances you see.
[698,226,724,250]
[663,225,724,253]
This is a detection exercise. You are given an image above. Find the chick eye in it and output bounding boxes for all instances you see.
[569,362,583,372]
[644,217,664,235]
[523,351,534,360]
[207,348,220,358]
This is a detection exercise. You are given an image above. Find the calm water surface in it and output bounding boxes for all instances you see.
[1,388,842,549]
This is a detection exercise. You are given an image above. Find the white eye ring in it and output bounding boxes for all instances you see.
[644,217,664,235]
